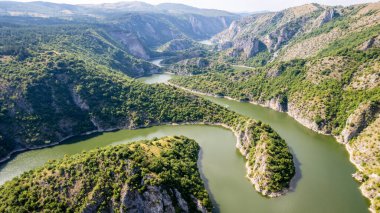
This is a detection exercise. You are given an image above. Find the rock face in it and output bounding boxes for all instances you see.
[338,102,379,144]
[264,21,302,51]
[168,57,210,75]
[212,3,379,62]
[227,35,266,58]
[252,97,288,112]
[109,31,150,59]
[253,96,322,133]
[121,186,189,213]
[106,13,236,57]
[158,39,195,52]
[347,114,380,213]
[233,120,295,197]
[211,4,337,59]
[358,35,380,51]
[314,8,338,27]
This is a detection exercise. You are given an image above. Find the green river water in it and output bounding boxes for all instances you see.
[0,74,369,213]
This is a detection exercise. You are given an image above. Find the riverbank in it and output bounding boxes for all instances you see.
[0,94,369,212]
[0,118,292,198]
[167,81,374,211]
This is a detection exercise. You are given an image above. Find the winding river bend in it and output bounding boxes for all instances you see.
[0,74,369,212]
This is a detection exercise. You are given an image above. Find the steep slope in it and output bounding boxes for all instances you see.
[107,12,234,51]
[212,4,336,60]
[0,49,295,197]
[0,21,159,77]
[0,136,212,212]
[170,2,380,211]
[0,1,237,57]
[0,1,236,18]
[212,3,380,66]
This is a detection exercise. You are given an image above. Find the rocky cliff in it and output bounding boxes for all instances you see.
[234,120,295,197]
[212,2,380,65]
[212,3,338,61]
[158,39,196,52]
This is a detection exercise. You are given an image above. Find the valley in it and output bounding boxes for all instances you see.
[0,103,368,213]
[0,1,379,212]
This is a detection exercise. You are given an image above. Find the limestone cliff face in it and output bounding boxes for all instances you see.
[314,8,339,27]
[213,3,379,62]
[287,100,321,132]
[107,13,236,59]
[158,39,195,52]
[358,35,380,51]
[252,97,288,113]
[338,102,379,144]
[120,186,206,213]
[278,2,380,61]
[168,58,210,75]
[226,35,266,58]
[233,120,295,197]
[211,4,336,59]
[347,114,380,213]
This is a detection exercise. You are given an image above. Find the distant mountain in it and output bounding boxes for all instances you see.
[81,1,158,14]
[0,1,239,18]
[156,3,236,17]
[0,1,87,17]
[0,1,239,59]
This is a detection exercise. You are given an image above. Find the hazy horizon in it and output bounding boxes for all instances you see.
[1,0,378,12]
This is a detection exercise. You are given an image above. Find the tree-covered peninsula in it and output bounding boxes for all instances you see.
[0,136,211,212]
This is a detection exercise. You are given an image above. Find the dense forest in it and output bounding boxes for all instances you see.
[0,136,212,212]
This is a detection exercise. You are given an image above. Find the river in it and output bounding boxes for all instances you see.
[198,39,213,45]
[0,74,369,212]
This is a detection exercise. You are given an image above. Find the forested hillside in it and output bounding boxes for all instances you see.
[5,1,379,210]
[170,2,380,211]
[0,1,238,60]
[0,21,160,77]
[0,136,212,212]
[0,50,295,196]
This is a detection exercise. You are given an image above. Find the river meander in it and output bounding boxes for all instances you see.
[0,74,369,213]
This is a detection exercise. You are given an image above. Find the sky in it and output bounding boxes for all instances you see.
[5,0,378,12]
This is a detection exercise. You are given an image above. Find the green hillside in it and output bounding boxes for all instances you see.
[0,136,212,212]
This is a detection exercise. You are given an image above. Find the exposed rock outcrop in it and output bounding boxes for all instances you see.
[358,35,380,51]
[252,96,288,112]
[109,31,150,59]
[347,114,380,213]
[233,120,295,197]
[211,4,338,59]
[121,186,187,213]
[338,102,379,144]
[314,8,339,27]
[227,35,267,58]
[168,57,210,75]
[158,39,195,52]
